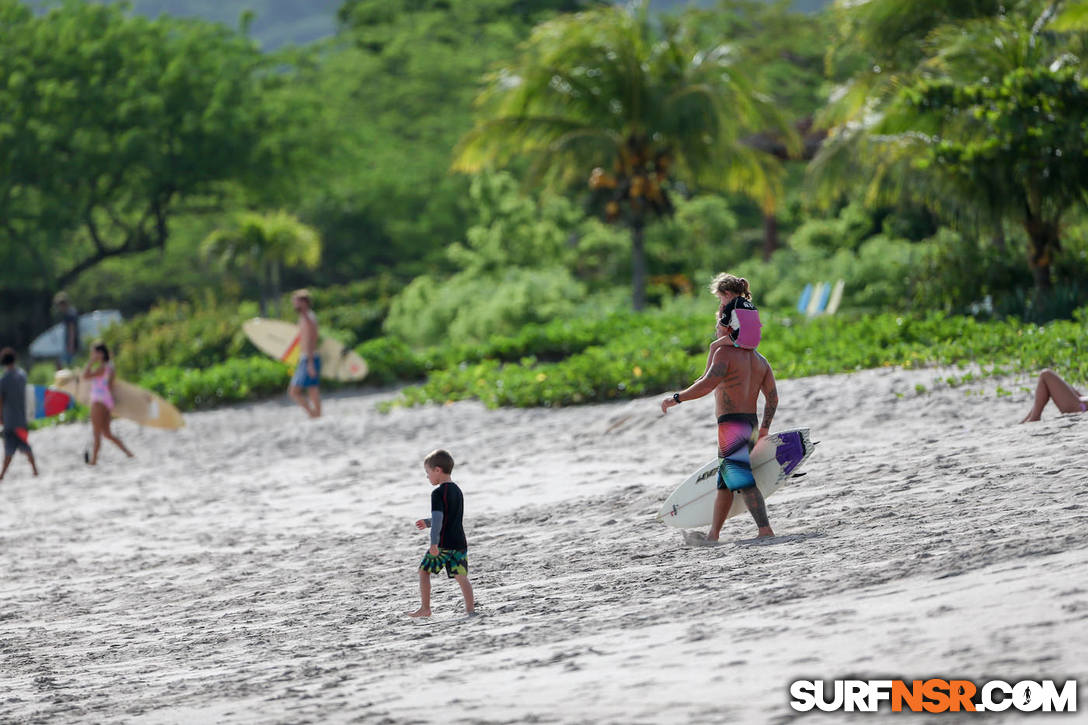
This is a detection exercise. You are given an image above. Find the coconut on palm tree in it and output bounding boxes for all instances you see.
[201,210,322,316]
[454,2,796,310]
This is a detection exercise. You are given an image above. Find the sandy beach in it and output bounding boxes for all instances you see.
[2,365,1086,723]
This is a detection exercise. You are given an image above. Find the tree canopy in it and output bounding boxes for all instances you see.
[4,0,1088,352]
[0,0,308,340]
[811,0,1088,291]
[454,2,796,307]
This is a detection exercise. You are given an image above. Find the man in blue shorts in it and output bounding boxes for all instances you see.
[661,300,780,541]
[288,289,322,418]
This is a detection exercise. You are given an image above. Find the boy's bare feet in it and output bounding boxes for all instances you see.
[408,607,431,618]
[757,526,775,538]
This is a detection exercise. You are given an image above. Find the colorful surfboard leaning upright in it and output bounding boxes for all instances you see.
[25,384,75,421]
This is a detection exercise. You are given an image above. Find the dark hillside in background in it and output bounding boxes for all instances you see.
[652,0,827,11]
[25,0,829,49]
[26,0,341,48]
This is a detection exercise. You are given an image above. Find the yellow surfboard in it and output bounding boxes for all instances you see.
[242,318,369,382]
[53,370,185,430]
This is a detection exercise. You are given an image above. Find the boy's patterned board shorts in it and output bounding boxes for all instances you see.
[419,548,468,578]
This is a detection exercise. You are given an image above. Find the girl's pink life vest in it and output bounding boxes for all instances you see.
[721,298,762,350]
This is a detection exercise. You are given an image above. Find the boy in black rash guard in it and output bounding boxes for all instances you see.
[410,449,475,618]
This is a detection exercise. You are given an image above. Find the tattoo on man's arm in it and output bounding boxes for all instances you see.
[708,363,744,389]
[761,386,778,430]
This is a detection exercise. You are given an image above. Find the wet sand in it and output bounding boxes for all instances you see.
[2,366,1086,723]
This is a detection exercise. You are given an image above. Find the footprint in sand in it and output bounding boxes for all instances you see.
[734,532,825,547]
[681,530,722,547]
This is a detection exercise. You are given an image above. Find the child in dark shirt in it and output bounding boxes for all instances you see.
[409,449,475,618]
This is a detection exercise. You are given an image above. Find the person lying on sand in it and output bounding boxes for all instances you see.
[1020,369,1088,423]
[410,449,475,618]
[661,274,780,542]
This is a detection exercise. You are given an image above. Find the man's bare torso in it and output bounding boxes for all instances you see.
[298,310,318,357]
[709,345,770,417]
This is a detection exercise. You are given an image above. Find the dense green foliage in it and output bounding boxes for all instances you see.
[98,279,395,379]
[455,2,796,309]
[138,357,291,410]
[0,0,311,345]
[43,278,1084,416]
[812,0,1088,293]
[202,210,322,315]
[286,0,604,288]
[80,299,1085,414]
[99,301,257,380]
[5,0,1088,417]
[389,307,1088,409]
[893,67,1088,291]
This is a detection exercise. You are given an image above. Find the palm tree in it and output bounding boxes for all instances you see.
[201,210,322,316]
[453,2,796,310]
[810,0,1088,293]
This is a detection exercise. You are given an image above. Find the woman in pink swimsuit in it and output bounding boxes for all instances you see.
[83,342,134,464]
[1020,369,1088,423]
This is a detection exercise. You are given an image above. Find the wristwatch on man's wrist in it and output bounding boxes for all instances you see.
[673,393,681,404]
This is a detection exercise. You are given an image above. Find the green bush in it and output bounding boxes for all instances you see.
[29,406,88,430]
[383,267,587,346]
[387,307,1088,409]
[138,356,290,411]
[355,337,426,385]
[100,294,379,380]
[850,235,929,310]
[101,300,258,379]
[27,361,58,386]
[285,278,395,346]
[918,228,1030,314]
[789,202,877,254]
[319,303,386,347]
[732,235,928,313]
[647,195,742,278]
[360,305,714,387]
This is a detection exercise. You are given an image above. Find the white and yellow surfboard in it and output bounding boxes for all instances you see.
[53,370,185,430]
[242,318,369,382]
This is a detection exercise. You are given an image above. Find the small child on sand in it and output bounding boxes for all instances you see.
[410,449,475,618]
